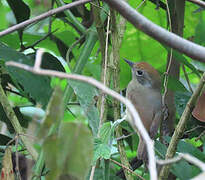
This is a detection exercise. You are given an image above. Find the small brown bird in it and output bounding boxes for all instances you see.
[124,58,162,161]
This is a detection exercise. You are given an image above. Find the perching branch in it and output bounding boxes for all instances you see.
[6,49,157,180]
[103,0,205,62]
[0,0,91,37]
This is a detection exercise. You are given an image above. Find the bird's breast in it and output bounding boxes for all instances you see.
[126,81,162,130]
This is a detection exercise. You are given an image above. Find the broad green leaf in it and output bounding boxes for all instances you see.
[175,91,191,116]
[68,80,99,137]
[164,136,205,162]
[194,17,205,46]
[93,138,111,164]
[43,122,93,180]
[27,52,65,72]
[167,76,188,92]
[171,160,200,180]
[0,43,52,106]
[172,51,201,77]
[38,86,64,138]
[6,0,30,42]
[155,140,167,158]
[99,122,112,144]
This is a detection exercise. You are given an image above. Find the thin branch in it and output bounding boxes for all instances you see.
[66,34,85,65]
[103,0,205,62]
[21,29,58,51]
[182,65,193,93]
[110,158,145,180]
[136,0,146,9]
[116,132,135,141]
[6,59,157,180]
[195,130,205,141]
[187,0,205,8]
[0,0,91,37]
[157,153,205,171]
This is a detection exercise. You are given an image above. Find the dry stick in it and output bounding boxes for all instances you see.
[157,153,205,171]
[136,0,146,9]
[195,130,205,141]
[0,0,91,37]
[109,158,145,180]
[6,62,157,180]
[159,73,205,179]
[187,0,205,8]
[0,85,38,160]
[103,0,205,62]
[182,65,193,93]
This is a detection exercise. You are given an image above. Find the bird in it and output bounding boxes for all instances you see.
[124,58,163,162]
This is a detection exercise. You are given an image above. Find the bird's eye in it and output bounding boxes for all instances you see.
[136,70,143,76]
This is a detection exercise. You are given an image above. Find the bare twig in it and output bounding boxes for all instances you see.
[6,50,157,180]
[182,65,193,93]
[184,125,204,135]
[0,0,91,37]
[103,0,205,62]
[195,130,205,141]
[187,0,205,8]
[157,153,205,171]
[66,34,85,65]
[136,0,146,9]
[116,132,135,141]
[21,30,58,51]
[110,158,145,180]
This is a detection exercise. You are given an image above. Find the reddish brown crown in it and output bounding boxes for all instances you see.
[133,62,160,78]
[133,62,161,88]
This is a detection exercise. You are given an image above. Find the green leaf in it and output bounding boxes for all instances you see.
[27,52,65,72]
[172,51,201,78]
[164,136,205,162]
[38,86,64,138]
[68,80,100,137]
[194,17,205,46]
[43,122,93,180]
[0,134,13,145]
[0,43,52,106]
[99,122,112,144]
[171,160,200,180]
[175,91,191,116]
[167,76,188,92]
[6,0,30,42]
[93,138,111,164]
[155,140,167,158]
[99,119,125,144]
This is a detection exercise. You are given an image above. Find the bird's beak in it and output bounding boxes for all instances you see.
[123,58,134,67]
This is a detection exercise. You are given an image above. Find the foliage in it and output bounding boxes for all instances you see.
[0,0,204,180]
